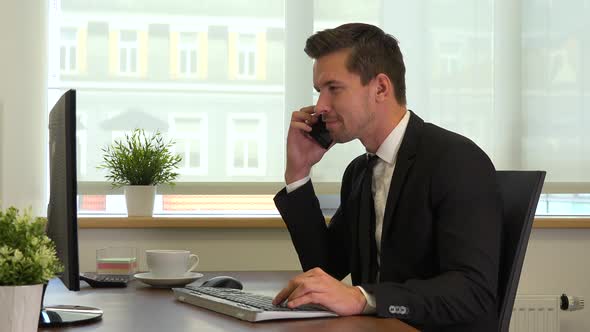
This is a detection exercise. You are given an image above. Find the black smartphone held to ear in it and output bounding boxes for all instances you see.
[309,115,333,149]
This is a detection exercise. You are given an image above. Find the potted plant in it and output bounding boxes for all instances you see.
[99,128,182,216]
[0,206,63,332]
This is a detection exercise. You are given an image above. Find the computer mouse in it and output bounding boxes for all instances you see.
[200,276,243,290]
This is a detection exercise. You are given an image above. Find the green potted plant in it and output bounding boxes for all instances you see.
[0,206,63,332]
[99,128,182,216]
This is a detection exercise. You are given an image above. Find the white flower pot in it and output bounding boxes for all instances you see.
[0,284,43,332]
[124,185,156,217]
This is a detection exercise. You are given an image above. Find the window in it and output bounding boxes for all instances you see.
[227,115,266,176]
[178,32,199,77]
[108,24,148,77]
[228,28,266,80]
[237,34,256,79]
[170,114,207,175]
[47,0,590,217]
[169,26,208,80]
[60,27,77,73]
[119,30,138,74]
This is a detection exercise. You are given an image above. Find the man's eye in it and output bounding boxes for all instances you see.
[329,86,340,92]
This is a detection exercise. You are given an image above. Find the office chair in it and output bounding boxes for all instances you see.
[496,171,546,332]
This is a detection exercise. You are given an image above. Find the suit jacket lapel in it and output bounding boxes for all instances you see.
[381,111,422,247]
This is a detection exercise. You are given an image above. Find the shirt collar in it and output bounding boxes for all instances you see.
[368,111,411,164]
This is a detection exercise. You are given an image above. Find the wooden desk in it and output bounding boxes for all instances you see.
[40,271,418,332]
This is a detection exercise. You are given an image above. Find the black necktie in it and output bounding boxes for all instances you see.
[359,154,379,284]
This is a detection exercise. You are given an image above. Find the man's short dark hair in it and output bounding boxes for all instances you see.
[304,23,406,106]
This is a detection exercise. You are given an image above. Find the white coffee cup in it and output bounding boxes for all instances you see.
[145,249,199,278]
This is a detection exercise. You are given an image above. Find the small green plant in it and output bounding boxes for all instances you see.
[0,206,63,286]
[98,129,183,187]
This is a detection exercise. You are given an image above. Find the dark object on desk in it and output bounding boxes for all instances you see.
[200,275,243,290]
[496,171,545,332]
[80,272,130,288]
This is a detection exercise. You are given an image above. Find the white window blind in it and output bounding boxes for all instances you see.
[47,0,590,215]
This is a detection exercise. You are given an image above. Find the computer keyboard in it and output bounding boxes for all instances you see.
[190,286,324,311]
[173,285,338,322]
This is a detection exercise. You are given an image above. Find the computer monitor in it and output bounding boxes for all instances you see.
[40,89,102,327]
[47,89,79,291]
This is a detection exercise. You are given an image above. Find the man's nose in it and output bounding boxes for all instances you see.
[314,94,331,116]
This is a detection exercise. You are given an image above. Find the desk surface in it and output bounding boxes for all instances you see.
[40,271,418,332]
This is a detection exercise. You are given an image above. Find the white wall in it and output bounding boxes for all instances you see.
[520,229,590,331]
[0,0,47,215]
[78,228,299,272]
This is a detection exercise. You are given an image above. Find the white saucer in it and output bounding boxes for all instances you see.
[134,272,203,288]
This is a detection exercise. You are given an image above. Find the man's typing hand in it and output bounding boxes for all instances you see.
[272,267,367,316]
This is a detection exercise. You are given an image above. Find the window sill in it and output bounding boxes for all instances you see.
[77,216,590,229]
[78,215,286,228]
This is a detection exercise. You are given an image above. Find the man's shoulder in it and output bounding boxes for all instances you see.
[420,121,487,158]
[344,154,368,175]
[422,121,473,146]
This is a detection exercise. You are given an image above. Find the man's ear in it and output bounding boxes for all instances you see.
[374,73,392,102]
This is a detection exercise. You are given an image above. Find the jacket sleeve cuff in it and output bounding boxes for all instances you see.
[356,286,377,315]
[285,176,311,193]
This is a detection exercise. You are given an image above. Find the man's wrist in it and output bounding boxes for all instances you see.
[285,167,311,185]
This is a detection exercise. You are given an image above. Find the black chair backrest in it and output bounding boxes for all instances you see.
[496,171,546,332]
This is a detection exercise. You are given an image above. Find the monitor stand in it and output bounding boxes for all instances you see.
[39,305,103,327]
[38,284,103,327]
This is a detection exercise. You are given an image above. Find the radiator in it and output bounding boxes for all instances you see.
[509,295,560,332]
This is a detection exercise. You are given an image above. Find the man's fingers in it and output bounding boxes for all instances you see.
[273,268,328,305]
[287,278,324,302]
[273,276,304,305]
[291,111,312,121]
[290,120,312,132]
[291,109,321,125]
[273,282,296,305]
[299,105,315,114]
[287,292,324,309]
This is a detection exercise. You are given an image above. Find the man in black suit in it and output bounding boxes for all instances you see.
[272,23,502,331]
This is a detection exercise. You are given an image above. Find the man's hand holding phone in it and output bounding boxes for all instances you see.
[285,106,334,184]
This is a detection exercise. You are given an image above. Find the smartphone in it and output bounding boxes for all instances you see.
[309,116,333,149]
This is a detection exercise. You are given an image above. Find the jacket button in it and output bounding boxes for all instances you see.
[388,305,397,314]
[400,306,407,315]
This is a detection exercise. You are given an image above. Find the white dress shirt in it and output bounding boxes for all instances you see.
[285,111,411,314]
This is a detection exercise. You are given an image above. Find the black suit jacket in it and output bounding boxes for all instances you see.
[274,112,502,331]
